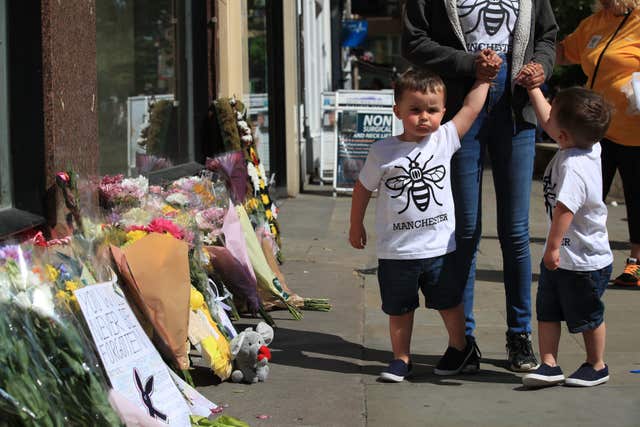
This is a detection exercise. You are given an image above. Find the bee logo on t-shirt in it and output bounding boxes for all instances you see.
[385,152,446,214]
[587,35,603,49]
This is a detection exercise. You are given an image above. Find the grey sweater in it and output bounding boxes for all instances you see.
[402,0,558,130]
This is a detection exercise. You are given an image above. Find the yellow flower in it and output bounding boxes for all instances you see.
[259,180,266,190]
[125,229,148,245]
[46,264,59,282]
[265,209,273,220]
[261,194,270,205]
[55,290,68,302]
[65,280,79,292]
[162,204,179,216]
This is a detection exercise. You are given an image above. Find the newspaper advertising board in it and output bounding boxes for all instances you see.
[330,90,401,193]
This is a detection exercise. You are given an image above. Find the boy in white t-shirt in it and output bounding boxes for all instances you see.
[521,83,614,388]
[349,67,492,381]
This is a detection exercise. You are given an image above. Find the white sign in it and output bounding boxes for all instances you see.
[75,282,191,427]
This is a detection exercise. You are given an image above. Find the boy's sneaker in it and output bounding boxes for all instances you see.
[564,363,609,387]
[379,359,412,382]
[434,336,481,376]
[522,363,565,388]
[613,258,640,286]
[506,332,539,372]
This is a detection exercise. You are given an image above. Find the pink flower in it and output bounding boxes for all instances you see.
[146,218,184,240]
[55,172,70,183]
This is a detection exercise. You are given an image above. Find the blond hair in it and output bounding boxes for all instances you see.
[594,0,639,15]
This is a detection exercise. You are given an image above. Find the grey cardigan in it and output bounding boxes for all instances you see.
[402,0,558,129]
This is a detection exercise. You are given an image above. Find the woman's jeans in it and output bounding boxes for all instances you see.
[452,59,535,337]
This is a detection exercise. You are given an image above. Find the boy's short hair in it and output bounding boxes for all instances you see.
[552,87,612,149]
[394,68,446,103]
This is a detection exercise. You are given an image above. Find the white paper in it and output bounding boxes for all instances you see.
[75,282,191,427]
[169,369,218,417]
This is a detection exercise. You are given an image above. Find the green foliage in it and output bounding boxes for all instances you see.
[548,0,594,91]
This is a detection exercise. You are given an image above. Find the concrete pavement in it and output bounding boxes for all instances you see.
[195,171,640,426]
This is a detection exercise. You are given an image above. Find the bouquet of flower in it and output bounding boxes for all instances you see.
[0,244,121,426]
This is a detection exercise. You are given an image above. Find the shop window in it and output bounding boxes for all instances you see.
[246,0,271,175]
[96,0,195,177]
[0,0,46,238]
[0,0,10,210]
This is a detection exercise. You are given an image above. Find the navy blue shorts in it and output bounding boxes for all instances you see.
[377,252,462,315]
[536,262,612,333]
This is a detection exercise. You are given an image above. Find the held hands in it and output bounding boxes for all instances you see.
[475,49,502,82]
[543,247,560,271]
[515,62,545,89]
[349,223,367,249]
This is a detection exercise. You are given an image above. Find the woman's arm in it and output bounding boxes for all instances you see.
[555,42,576,66]
[401,0,476,76]
[532,0,560,81]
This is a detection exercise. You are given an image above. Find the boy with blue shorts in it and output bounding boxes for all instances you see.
[349,66,493,381]
[520,81,614,387]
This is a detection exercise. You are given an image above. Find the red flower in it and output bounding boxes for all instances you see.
[32,231,48,247]
[257,345,271,362]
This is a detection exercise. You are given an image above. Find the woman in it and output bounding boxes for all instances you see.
[402,0,558,371]
[557,0,640,286]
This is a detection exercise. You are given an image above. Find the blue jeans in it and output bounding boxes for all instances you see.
[451,56,536,336]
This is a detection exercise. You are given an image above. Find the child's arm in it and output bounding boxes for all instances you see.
[451,80,490,139]
[349,180,373,249]
[527,85,560,139]
[543,201,574,270]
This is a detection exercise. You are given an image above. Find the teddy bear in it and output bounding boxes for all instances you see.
[229,322,274,383]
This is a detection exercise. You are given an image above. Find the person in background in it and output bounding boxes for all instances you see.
[556,0,640,286]
[520,82,613,388]
[402,0,558,371]
[349,68,490,381]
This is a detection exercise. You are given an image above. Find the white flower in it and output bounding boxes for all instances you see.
[247,163,261,195]
[32,287,56,318]
[166,192,190,207]
[241,134,253,144]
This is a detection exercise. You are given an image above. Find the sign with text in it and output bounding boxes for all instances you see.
[335,111,394,189]
[75,282,190,426]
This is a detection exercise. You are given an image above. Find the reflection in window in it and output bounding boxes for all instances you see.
[246,0,270,174]
[0,0,11,209]
[96,0,190,176]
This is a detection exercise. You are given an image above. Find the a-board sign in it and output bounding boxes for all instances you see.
[335,111,395,189]
[75,281,191,426]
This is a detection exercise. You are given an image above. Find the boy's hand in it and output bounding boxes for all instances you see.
[475,49,502,81]
[349,223,367,249]
[543,247,560,271]
[515,62,545,89]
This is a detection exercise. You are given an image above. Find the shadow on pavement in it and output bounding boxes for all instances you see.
[230,325,525,385]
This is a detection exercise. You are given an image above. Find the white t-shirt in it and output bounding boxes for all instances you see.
[542,143,613,271]
[359,121,461,260]
[457,0,519,53]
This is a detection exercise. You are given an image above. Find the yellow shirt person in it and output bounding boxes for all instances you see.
[561,7,640,147]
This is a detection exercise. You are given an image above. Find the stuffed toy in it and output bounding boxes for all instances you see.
[229,322,274,383]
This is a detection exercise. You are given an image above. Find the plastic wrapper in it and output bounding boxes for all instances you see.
[621,72,640,115]
[235,205,302,320]
[0,244,121,426]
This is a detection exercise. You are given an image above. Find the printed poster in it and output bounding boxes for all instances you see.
[75,281,191,427]
[336,111,394,189]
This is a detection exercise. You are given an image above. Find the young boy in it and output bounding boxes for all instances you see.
[521,83,613,388]
[349,67,491,382]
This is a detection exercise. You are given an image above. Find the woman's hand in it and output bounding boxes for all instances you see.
[515,62,545,89]
[475,49,502,81]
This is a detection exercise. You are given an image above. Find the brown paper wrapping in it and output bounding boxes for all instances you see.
[110,233,191,369]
